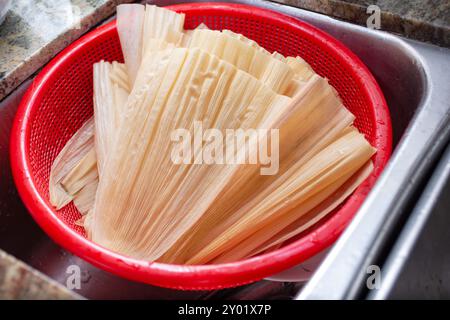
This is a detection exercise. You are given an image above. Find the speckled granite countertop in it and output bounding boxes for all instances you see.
[271,0,450,47]
[0,0,133,101]
[0,249,80,299]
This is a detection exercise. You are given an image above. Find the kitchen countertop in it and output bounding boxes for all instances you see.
[0,249,80,299]
[271,0,450,47]
[0,0,133,101]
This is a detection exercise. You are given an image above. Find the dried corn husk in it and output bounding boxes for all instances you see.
[49,118,95,210]
[73,179,98,215]
[49,62,129,213]
[91,47,293,258]
[93,61,129,174]
[248,160,374,257]
[187,129,375,264]
[116,4,145,85]
[142,4,185,57]
[159,76,355,263]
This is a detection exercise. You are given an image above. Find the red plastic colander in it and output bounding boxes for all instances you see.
[10,3,392,290]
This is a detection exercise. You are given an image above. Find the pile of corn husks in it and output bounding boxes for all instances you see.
[49,4,375,264]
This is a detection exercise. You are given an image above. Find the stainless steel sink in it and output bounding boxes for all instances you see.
[280,1,450,298]
[1,0,449,299]
[369,143,450,299]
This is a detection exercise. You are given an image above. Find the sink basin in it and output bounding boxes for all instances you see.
[369,143,450,299]
[1,0,449,298]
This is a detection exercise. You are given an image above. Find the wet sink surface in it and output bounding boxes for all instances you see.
[1,0,449,299]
